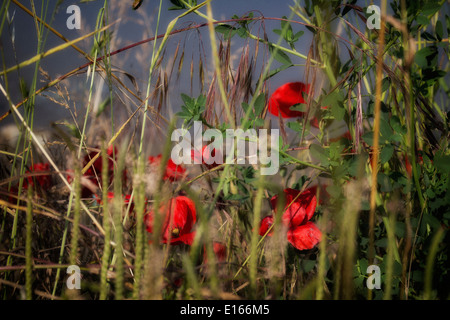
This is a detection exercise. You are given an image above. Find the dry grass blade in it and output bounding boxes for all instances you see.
[0,22,117,76]
[0,83,105,236]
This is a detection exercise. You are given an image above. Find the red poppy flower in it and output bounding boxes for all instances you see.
[191,145,222,168]
[144,196,196,245]
[148,154,186,181]
[23,163,52,189]
[213,242,227,262]
[268,82,311,118]
[259,188,321,251]
[82,145,117,197]
[203,241,227,265]
[1,186,19,204]
[259,215,275,236]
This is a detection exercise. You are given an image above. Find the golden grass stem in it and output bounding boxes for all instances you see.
[368,1,387,300]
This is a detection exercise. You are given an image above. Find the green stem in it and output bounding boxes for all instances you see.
[279,149,328,172]
[25,186,33,300]
[100,144,112,300]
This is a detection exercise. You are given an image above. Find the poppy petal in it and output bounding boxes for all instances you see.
[167,231,196,246]
[145,196,196,246]
[268,82,310,118]
[271,188,317,227]
[148,154,186,181]
[259,215,274,236]
[287,221,322,251]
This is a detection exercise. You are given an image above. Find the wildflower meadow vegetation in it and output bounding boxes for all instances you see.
[0,0,449,301]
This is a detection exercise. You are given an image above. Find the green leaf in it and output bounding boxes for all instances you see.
[272,29,282,36]
[237,27,248,38]
[215,24,237,39]
[269,45,292,65]
[181,93,193,106]
[434,154,450,174]
[330,103,345,121]
[322,91,345,121]
[379,118,393,142]
[301,259,316,272]
[289,103,308,113]
[253,93,266,116]
[310,144,329,166]
[362,132,374,146]
[416,15,430,26]
[434,20,443,40]
[421,31,436,41]
[390,116,406,135]
[380,144,394,164]
[292,30,304,42]
[286,121,303,132]
[414,46,438,68]
[265,63,293,81]
[241,102,250,114]
[254,118,265,127]
[375,238,388,248]
[381,77,390,93]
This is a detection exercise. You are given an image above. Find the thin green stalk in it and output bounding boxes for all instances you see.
[186,190,219,297]
[423,227,445,300]
[69,162,81,266]
[132,156,146,299]
[205,0,235,128]
[279,149,328,172]
[315,210,328,300]
[100,144,112,300]
[182,254,202,299]
[338,182,362,299]
[249,175,264,298]
[112,145,126,300]
[313,3,337,87]
[383,213,397,300]
[399,0,425,212]
[137,0,163,161]
[77,8,104,159]
[25,186,33,300]
[102,0,115,136]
